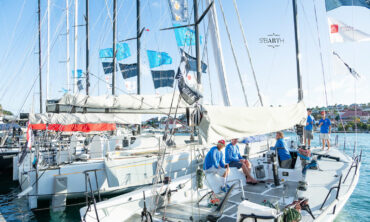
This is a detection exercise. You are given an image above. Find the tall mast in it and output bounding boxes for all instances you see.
[74,0,78,93]
[194,0,201,85]
[66,0,70,92]
[136,0,140,95]
[85,0,89,95]
[112,0,117,95]
[292,0,303,102]
[47,0,50,101]
[38,0,42,113]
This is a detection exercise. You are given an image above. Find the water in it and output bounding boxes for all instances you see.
[0,133,369,221]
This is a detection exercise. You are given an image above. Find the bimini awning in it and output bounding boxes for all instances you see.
[29,113,141,132]
[47,93,190,114]
[199,101,307,143]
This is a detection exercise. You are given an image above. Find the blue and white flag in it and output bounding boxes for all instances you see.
[119,63,138,79]
[173,24,202,46]
[72,69,83,78]
[325,0,370,11]
[151,70,175,89]
[180,49,207,73]
[102,62,116,74]
[77,80,84,91]
[116,43,131,61]
[99,43,131,60]
[146,50,172,68]
[168,0,188,22]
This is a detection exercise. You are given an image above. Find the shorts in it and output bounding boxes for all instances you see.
[205,167,226,176]
[229,161,243,169]
[304,130,313,140]
[320,133,330,140]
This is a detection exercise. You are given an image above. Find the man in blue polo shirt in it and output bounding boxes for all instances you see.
[319,111,331,150]
[225,139,258,184]
[204,140,230,192]
[270,131,292,169]
[304,109,315,148]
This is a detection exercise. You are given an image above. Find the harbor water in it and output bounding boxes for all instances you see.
[0,132,368,222]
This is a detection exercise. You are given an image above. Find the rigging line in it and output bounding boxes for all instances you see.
[312,0,328,106]
[0,0,27,70]
[217,0,249,106]
[201,0,213,105]
[232,0,263,107]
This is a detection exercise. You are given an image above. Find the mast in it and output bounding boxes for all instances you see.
[194,0,201,85]
[136,0,140,94]
[47,0,50,101]
[74,0,78,93]
[38,0,42,113]
[112,0,117,95]
[85,0,89,95]
[292,0,303,102]
[66,0,70,92]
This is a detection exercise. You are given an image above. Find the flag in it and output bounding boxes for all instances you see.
[178,73,201,105]
[72,69,83,78]
[99,43,131,60]
[328,17,370,43]
[173,24,202,46]
[99,48,114,58]
[146,50,172,68]
[26,121,32,150]
[124,80,136,92]
[151,70,175,89]
[168,0,188,22]
[119,63,138,79]
[61,88,68,93]
[333,51,361,79]
[102,62,116,74]
[116,43,131,61]
[77,80,84,91]
[325,0,370,11]
[180,49,207,73]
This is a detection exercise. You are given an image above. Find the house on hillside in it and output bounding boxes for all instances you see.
[341,110,370,123]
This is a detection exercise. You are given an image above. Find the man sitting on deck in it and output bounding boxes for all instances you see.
[203,140,230,192]
[270,132,292,169]
[225,139,258,184]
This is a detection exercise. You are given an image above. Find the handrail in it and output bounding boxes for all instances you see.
[239,213,282,222]
[83,170,100,222]
[320,175,342,211]
[343,155,360,183]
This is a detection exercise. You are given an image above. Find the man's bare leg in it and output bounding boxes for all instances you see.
[322,139,325,150]
[327,139,330,150]
[241,163,257,183]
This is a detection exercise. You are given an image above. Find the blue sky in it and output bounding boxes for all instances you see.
[0,0,369,115]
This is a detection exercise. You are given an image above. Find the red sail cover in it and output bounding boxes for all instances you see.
[30,123,116,132]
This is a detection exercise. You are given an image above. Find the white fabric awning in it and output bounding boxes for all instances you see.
[29,113,141,125]
[56,93,190,114]
[199,102,307,143]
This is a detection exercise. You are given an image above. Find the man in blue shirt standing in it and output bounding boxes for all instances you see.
[270,132,292,169]
[304,109,315,148]
[225,139,257,184]
[319,111,331,150]
[203,140,230,192]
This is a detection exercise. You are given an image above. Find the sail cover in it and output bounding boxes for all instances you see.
[29,113,141,132]
[56,93,190,114]
[199,102,306,142]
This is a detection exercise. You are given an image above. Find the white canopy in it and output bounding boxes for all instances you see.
[29,113,141,125]
[57,93,190,114]
[199,101,307,142]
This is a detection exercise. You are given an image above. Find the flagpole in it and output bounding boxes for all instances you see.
[66,0,70,93]
[74,0,78,93]
[112,0,117,95]
[194,0,201,85]
[292,0,303,102]
[136,0,141,95]
[85,0,89,95]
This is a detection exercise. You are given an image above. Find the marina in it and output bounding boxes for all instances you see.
[0,0,369,221]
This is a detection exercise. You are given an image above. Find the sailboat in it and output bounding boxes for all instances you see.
[79,0,363,221]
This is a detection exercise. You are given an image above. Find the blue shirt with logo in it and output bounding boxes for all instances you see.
[225,143,243,163]
[319,118,331,133]
[270,138,291,161]
[203,146,226,170]
[305,115,315,131]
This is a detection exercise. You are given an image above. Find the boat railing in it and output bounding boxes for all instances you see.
[343,151,361,183]
[319,175,342,213]
[238,212,283,222]
[83,169,101,222]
